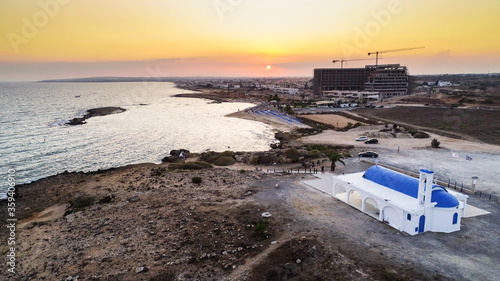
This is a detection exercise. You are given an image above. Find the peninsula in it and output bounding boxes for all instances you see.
[67,107,126,125]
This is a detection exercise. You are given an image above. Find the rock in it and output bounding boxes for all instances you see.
[67,107,125,125]
[296,259,302,264]
[169,149,190,157]
[271,241,278,245]
[65,213,75,223]
[136,266,148,273]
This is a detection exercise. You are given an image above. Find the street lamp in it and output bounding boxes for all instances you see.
[471,176,479,193]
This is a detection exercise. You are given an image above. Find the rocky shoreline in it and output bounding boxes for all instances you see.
[67,107,126,125]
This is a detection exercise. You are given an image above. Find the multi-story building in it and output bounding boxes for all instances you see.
[313,68,369,95]
[314,64,409,99]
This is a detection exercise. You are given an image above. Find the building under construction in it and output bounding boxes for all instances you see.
[313,64,409,99]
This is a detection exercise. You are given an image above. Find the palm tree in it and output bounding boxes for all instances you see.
[326,151,345,171]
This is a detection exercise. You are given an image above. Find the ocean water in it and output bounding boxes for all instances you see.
[0,82,275,199]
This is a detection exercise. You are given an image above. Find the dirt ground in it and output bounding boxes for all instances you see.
[356,107,500,145]
[299,114,363,128]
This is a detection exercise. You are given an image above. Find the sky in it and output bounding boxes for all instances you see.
[1,0,500,81]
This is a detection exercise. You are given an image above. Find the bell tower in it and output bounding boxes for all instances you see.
[418,169,434,206]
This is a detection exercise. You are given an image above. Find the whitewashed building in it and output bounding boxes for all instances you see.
[332,165,468,235]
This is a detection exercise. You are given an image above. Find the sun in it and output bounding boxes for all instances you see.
[266,65,271,70]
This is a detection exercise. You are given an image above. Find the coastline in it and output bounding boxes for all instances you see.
[173,83,305,133]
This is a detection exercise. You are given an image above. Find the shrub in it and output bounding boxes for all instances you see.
[306,144,329,151]
[250,156,260,165]
[192,176,202,184]
[200,151,220,163]
[71,195,95,213]
[168,161,212,170]
[161,155,185,163]
[306,150,320,159]
[213,156,237,166]
[431,138,441,148]
[150,167,167,177]
[253,220,269,237]
[98,195,115,204]
[238,169,246,173]
[275,132,291,141]
[257,154,277,165]
[219,150,235,158]
[284,148,301,162]
[413,132,430,139]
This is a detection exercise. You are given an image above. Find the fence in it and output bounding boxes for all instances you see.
[267,168,319,174]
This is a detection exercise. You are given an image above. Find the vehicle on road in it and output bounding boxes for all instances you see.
[356,136,368,141]
[365,138,378,144]
[358,151,379,158]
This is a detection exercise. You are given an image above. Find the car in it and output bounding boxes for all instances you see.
[356,136,368,141]
[358,151,379,158]
[365,138,378,144]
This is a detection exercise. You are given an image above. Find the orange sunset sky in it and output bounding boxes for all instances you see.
[1,0,499,81]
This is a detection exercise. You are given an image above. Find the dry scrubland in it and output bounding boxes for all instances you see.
[0,163,442,281]
[356,107,500,145]
[2,161,500,281]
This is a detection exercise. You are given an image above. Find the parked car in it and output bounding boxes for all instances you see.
[356,136,368,141]
[365,138,378,144]
[358,151,379,158]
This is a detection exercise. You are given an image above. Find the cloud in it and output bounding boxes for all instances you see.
[435,49,451,59]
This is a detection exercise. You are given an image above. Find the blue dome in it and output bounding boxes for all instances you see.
[363,165,459,208]
[431,187,459,208]
[363,165,419,198]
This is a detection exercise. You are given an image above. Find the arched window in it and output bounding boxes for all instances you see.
[452,213,458,225]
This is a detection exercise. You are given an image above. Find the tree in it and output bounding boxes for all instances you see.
[284,104,294,115]
[271,94,281,102]
[325,150,345,171]
[431,138,440,148]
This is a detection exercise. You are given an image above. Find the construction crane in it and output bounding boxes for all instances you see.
[332,58,378,68]
[368,47,425,66]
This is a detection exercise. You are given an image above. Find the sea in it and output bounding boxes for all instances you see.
[0,82,276,199]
